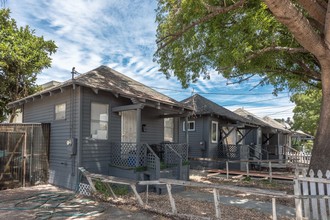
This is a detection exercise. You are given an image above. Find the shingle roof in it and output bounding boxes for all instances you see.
[234,108,291,133]
[9,65,189,109]
[234,108,269,127]
[74,66,182,106]
[262,116,291,133]
[181,94,254,124]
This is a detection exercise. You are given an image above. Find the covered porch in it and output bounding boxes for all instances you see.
[107,98,191,182]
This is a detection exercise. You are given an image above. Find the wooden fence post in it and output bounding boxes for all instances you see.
[226,161,229,179]
[294,170,303,220]
[272,197,277,220]
[268,161,272,182]
[246,161,249,177]
[213,188,221,219]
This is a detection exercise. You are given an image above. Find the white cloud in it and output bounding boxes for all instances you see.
[7,0,295,119]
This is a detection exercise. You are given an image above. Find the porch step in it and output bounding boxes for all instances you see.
[155,184,185,195]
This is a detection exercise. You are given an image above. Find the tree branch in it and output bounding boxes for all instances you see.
[297,0,326,27]
[324,1,330,48]
[263,0,326,58]
[156,0,245,52]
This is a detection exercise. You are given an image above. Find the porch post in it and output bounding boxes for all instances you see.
[136,108,141,144]
[185,117,189,144]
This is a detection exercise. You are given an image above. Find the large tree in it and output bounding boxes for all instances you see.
[154,0,329,171]
[0,9,57,122]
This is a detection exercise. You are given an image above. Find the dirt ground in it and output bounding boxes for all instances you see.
[0,170,295,220]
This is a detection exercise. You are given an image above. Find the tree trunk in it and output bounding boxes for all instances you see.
[309,56,330,172]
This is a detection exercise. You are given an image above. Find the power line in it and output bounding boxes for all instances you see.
[148,85,290,96]
[265,107,295,116]
[221,96,290,106]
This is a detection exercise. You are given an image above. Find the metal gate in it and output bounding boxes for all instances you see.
[0,132,26,189]
[0,123,50,190]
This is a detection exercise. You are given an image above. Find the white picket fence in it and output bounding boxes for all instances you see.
[294,169,330,220]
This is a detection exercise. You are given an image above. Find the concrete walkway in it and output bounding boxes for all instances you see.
[177,190,296,218]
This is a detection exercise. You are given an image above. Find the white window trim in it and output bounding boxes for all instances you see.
[211,121,218,143]
[55,103,66,120]
[164,118,174,142]
[183,121,195,132]
[91,102,109,140]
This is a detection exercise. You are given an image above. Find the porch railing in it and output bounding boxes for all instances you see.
[164,144,182,179]
[218,144,240,160]
[109,142,160,179]
[284,146,311,165]
[144,143,160,180]
[162,143,188,162]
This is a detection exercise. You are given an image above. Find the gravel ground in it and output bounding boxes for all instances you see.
[0,170,296,220]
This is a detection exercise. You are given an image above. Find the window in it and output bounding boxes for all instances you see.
[164,118,174,142]
[91,103,109,140]
[183,121,195,131]
[55,103,66,120]
[211,121,218,143]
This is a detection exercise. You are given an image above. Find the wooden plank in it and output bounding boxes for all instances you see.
[294,170,303,220]
[22,132,27,187]
[301,169,310,219]
[207,169,294,180]
[317,170,327,220]
[159,178,287,197]
[213,188,221,219]
[166,184,177,214]
[272,198,277,220]
[78,167,97,192]
[309,170,319,220]
[0,134,25,181]
[104,182,117,199]
[326,171,330,217]
[130,184,144,206]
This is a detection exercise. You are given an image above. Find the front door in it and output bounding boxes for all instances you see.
[121,110,137,142]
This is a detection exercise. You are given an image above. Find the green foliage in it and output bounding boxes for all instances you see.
[242,176,252,182]
[94,180,130,197]
[290,89,321,136]
[0,9,57,121]
[134,166,147,172]
[94,180,111,197]
[155,1,319,93]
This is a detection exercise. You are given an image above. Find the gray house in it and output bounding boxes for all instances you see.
[179,94,259,169]
[234,108,292,161]
[8,66,191,190]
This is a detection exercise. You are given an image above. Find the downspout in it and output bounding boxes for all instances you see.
[76,86,83,190]
[185,117,189,145]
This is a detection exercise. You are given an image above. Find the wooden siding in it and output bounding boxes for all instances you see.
[23,88,79,189]
[80,88,125,175]
[179,117,206,158]
[141,107,164,144]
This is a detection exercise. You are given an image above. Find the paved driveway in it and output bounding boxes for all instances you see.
[0,185,165,220]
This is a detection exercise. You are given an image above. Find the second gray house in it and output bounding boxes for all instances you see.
[179,94,260,169]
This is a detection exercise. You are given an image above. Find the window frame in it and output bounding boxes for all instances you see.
[54,103,66,120]
[211,121,219,143]
[90,102,109,140]
[183,121,195,132]
[164,118,174,142]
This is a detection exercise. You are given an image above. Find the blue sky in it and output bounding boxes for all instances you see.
[6,0,294,119]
